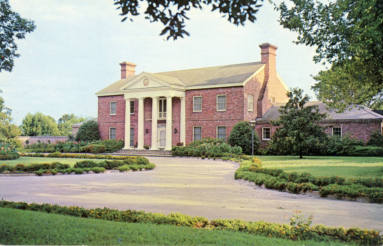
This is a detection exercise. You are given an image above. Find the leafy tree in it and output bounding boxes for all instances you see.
[58,114,86,136]
[21,113,60,136]
[277,0,383,111]
[271,88,326,159]
[0,0,36,72]
[0,91,21,143]
[75,120,100,141]
[228,121,259,155]
[114,0,264,40]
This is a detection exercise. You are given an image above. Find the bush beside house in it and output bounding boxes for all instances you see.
[75,120,100,142]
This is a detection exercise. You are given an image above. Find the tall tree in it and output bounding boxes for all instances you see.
[114,0,264,40]
[58,114,86,136]
[271,88,326,159]
[0,0,36,72]
[21,113,60,136]
[0,91,20,141]
[277,0,383,111]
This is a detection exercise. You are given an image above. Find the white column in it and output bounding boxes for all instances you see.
[151,97,158,150]
[165,96,173,150]
[137,97,144,150]
[124,98,131,149]
[180,97,186,145]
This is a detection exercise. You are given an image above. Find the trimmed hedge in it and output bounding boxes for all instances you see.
[0,152,19,160]
[0,200,380,245]
[21,152,130,160]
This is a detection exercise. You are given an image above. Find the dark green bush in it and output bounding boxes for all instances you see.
[367,131,383,147]
[75,120,100,142]
[352,145,383,156]
[228,121,259,155]
[81,144,106,153]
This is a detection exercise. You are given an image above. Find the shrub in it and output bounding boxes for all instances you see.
[353,145,383,156]
[74,160,98,168]
[0,142,20,160]
[368,131,383,147]
[75,120,100,141]
[81,144,106,153]
[228,121,259,155]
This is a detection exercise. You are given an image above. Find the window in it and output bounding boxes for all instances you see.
[130,128,135,147]
[216,95,226,111]
[193,127,202,141]
[332,127,342,137]
[193,96,202,112]
[130,101,135,114]
[217,126,226,140]
[159,98,167,119]
[109,128,116,140]
[248,95,254,112]
[110,102,117,115]
[262,127,271,140]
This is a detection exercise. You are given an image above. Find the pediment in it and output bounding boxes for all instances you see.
[120,72,174,91]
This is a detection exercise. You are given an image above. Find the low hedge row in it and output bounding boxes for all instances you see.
[21,152,131,160]
[34,167,106,176]
[0,200,380,245]
[0,152,20,160]
[74,159,155,171]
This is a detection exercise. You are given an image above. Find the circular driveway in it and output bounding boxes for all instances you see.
[0,157,382,231]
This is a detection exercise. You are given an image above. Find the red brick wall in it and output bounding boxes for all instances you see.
[322,121,381,142]
[98,95,126,141]
[185,87,244,144]
[244,70,263,120]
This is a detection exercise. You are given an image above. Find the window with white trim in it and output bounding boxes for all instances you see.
[193,127,202,141]
[262,127,271,140]
[130,101,135,114]
[158,98,167,119]
[110,102,117,115]
[109,128,116,140]
[332,127,342,137]
[193,96,202,112]
[217,126,226,140]
[248,95,254,112]
[216,95,226,111]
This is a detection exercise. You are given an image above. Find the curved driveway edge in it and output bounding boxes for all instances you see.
[0,156,382,231]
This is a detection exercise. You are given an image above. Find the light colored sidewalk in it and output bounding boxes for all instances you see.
[0,156,382,231]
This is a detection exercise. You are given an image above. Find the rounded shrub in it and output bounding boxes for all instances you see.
[75,120,100,141]
[228,121,259,155]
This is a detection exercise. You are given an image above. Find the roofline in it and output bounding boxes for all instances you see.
[256,118,383,124]
[186,83,244,90]
[96,92,124,97]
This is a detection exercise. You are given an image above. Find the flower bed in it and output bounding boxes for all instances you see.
[0,200,380,245]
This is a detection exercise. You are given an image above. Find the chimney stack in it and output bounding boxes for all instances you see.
[120,62,136,79]
[259,43,277,78]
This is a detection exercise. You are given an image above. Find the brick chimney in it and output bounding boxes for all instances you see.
[120,62,136,79]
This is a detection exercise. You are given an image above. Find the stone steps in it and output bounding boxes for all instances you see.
[113,149,172,157]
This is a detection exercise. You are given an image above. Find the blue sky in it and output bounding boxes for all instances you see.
[0,0,325,125]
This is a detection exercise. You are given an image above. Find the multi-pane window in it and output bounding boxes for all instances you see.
[159,98,167,119]
[110,102,117,115]
[193,127,202,141]
[262,127,271,140]
[216,95,226,111]
[193,96,202,112]
[332,127,342,137]
[130,128,135,147]
[130,101,135,114]
[217,126,226,140]
[248,95,254,112]
[109,128,116,140]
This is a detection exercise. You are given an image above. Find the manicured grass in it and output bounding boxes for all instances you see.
[0,157,105,167]
[0,208,350,246]
[258,156,383,178]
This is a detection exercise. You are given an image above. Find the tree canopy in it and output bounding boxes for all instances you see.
[0,0,36,72]
[0,91,20,141]
[278,0,383,111]
[58,114,86,136]
[21,113,60,136]
[228,121,259,155]
[270,88,326,158]
[75,120,100,142]
[114,0,264,40]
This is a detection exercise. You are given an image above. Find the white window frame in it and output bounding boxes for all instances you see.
[193,126,202,141]
[247,95,254,112]
[109,127,116,140]
[216,126,226,140]
[110,102,117,115]
[130,101,135,115]
[158,98,167,120]
[216,95,227,112]
[332,127,342,137]
[262,127,271,141]
[193,96,202,112]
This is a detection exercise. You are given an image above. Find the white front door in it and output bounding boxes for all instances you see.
[158,124,166,148]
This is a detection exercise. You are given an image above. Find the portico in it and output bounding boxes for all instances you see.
[121,73,185,151]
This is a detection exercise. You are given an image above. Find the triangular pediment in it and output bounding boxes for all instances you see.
[120,72,178,91]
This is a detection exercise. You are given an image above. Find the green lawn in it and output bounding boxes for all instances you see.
[0,207,350,246]
[258,155,383,178]
[0,157,105,167]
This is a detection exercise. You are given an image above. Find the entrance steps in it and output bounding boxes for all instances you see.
[113,149,172,157]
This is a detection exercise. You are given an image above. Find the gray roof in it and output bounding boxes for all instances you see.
[96,62,264,96]
[260,101,383,122]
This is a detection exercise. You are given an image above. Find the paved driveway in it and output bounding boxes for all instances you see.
[0,157,382,231]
